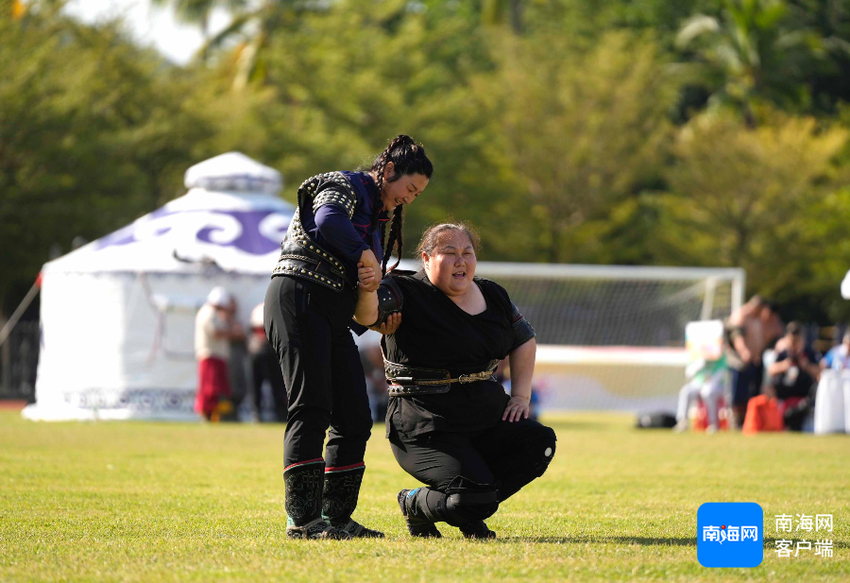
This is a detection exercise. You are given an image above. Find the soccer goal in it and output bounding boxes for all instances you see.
[473,263,745,412]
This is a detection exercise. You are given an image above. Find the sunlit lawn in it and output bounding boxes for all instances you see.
[0,410,848,582]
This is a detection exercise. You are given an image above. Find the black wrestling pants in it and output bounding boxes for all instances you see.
[264,275,373,469]
[389,417,556,502]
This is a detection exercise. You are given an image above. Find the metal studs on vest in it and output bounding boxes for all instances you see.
[272,172,358,291]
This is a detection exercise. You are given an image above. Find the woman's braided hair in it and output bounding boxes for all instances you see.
[369,134,433,275]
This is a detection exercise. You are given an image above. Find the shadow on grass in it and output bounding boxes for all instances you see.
[497,535,695,546]
[492,536,849,549]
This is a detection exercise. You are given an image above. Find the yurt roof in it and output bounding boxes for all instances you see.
[43,153,293,276]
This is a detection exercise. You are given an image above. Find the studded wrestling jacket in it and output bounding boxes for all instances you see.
[272,171,370,292]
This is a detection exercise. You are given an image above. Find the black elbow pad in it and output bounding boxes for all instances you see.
[375,277,404,326]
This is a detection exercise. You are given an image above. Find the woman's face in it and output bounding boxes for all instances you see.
[379,162,429,212]
[423,230,477,297]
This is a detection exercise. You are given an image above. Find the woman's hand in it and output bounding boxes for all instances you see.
[369,312,401,335]
[358,263,376,291]
[504,339,535,423]
[358,249,381,292]
[502,395,530,423]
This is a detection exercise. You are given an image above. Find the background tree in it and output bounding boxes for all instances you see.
[787,0,850,113]
[676,0,826,125]
[6,0,850,326]
[656,110,849,319]
[0,4,214,315]
[490,32,678,263]
[481,0,524,33]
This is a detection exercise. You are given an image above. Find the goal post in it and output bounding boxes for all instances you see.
[472,262,746,412]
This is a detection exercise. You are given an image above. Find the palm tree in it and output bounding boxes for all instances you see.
[676,0,823,126]
[151,0,251,62]
[199,0,284,90]
[153,0,319,90]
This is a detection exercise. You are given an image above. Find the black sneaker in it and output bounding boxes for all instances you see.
[334,518,385,538]
[397,489,442,538]
[286,518,352,540]
[460,520,496,540]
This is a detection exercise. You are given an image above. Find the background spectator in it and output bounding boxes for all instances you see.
[766,322,820,431]
[673,354,727,433]
[225,297,248,422]
[820,332,850,371]
[725,296,765,427]
[725,296,783,427]
[194,287,242,422]
[248,303,288,422]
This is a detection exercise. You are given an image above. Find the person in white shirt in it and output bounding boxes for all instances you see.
[194,287,241,421]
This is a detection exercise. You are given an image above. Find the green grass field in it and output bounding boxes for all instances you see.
[1,410,848,582]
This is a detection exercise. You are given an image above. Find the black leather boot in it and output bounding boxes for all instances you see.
[397,488,443,538]
[284,460,349,540]
[322,465,384,538]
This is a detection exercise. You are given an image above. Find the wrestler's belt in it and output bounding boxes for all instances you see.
[384,359,500,397]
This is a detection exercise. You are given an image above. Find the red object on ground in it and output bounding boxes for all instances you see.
[743,395,785,434]
[195,357,231,417]
[692,397,729,431]
[0,400,27,411]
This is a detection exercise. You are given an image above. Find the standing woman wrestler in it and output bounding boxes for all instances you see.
[265,136,432,539]
[354,223,557,539]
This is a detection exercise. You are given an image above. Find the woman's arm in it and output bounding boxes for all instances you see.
[354,285,379,327]
[355,270,404,329]
[357,250,381,292]
[312,188,382,292]
[502,337,536,422]
[314,204,370,262]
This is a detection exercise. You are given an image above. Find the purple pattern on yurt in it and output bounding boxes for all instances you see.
[95,209,289,255]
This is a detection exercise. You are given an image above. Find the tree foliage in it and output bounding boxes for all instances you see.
[657,111,849,317]
[489,31,677,262]
[5,0,850,323]
[676,0,827,124]
[0,4,213,313]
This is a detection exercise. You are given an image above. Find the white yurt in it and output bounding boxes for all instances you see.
[22,153,293,421]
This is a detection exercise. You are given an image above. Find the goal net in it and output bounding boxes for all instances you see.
[473,263,745,412]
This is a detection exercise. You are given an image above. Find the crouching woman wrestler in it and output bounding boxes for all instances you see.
[354,222,557,539]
